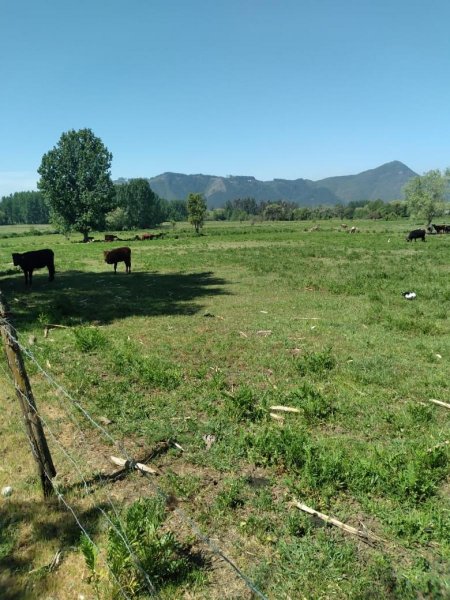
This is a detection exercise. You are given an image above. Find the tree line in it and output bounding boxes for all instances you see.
[215,197,410,222]
[0,188,413,229]
[0,187,191,229]
[2,128,449,238]
[0,191,50,225]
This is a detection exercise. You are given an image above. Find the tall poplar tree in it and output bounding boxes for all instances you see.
[403,169,447,226]
[187,193,207,234]
[38,129,115,241]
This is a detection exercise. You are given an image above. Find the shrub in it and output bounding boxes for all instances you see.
[285,384,335,422]
[73,327,107,353]
[215,478,247,511]
[107,497,189,596]
[302,441,350,493]
[295,348,336,376]
[111,344,181,390]
[224,386,265,422]
[247,425,309,470]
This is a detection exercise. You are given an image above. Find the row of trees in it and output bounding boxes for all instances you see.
[0,186,190,229]
[0,190,413,228]
[219,198,410,222]
[0,184,194,231]
[2,128,449,238]
[0,191,49,225]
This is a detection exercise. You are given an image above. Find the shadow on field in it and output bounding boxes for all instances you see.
[0,499,104,600]
[0,270,230,329]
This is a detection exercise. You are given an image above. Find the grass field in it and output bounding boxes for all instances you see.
[0,220,449,599]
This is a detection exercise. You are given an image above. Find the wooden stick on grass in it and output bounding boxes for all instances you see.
[292,500,384,543]
[110,455,158,475]
[44,324,70,338]
[270,412,285,421]
[429,398,450,410]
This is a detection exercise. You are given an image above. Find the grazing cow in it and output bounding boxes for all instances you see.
[104,234,118,242]
[141,233,154,240]
[12,249,55,285]
[431,224,446,234]
[406,229,426,242]
[104,247,131,273]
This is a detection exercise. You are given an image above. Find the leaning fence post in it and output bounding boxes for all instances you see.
[0,291,56,498]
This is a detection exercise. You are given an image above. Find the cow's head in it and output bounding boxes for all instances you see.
[12,253,22,266]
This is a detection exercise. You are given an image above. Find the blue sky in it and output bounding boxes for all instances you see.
[1,0,450,198]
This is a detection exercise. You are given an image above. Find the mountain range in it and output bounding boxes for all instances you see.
[115,161,418,208]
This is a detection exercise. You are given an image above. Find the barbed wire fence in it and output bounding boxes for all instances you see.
[0,360,162,599]
[0,293,269,600]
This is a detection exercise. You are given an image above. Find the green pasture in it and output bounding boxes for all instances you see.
[0,220,449,599]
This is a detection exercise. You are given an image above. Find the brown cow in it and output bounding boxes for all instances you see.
[104,247,131,273]
[12,249,55,285]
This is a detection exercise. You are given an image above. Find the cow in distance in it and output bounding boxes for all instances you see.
[406,229,426,242]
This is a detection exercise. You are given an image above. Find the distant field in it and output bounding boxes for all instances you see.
[0,219,448,599]
[0,223,54,235]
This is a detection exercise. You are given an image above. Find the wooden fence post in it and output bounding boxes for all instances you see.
[0,291,56,498]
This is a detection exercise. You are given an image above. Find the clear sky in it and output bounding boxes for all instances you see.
[1,0,450,198]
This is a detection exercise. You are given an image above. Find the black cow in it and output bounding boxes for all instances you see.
[104,247,131,273]
[406,229,426,242]
[12,249,55,285]
[431,224,446,234]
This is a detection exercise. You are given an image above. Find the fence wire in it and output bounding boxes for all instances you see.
[0,325,269,600]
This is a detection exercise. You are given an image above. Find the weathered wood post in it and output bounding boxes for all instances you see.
[0,291,56,498]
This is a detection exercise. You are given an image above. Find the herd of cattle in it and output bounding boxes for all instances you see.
[407,223,450,242]
[7,224,449,285]
[11,246,132,285]
[428,223,450,234]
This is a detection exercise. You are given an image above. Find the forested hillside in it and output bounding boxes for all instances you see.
[137,161,418,207]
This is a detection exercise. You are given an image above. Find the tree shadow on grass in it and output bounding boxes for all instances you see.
[0,270,231,330]
[0,499,105,600]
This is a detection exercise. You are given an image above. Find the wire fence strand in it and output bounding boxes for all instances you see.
[0,361,157,598]
[1,325,269,600]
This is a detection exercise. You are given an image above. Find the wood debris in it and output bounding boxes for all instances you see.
[44,324,70,338]
[110,455,157,475]
[270,413,284,422]
[429,398,450,410]
[292,500,384,544]
[270,405,301,413]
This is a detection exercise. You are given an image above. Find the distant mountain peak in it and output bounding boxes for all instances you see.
[114,162,418,208]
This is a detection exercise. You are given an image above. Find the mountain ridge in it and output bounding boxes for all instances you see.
[115,161,418,208]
